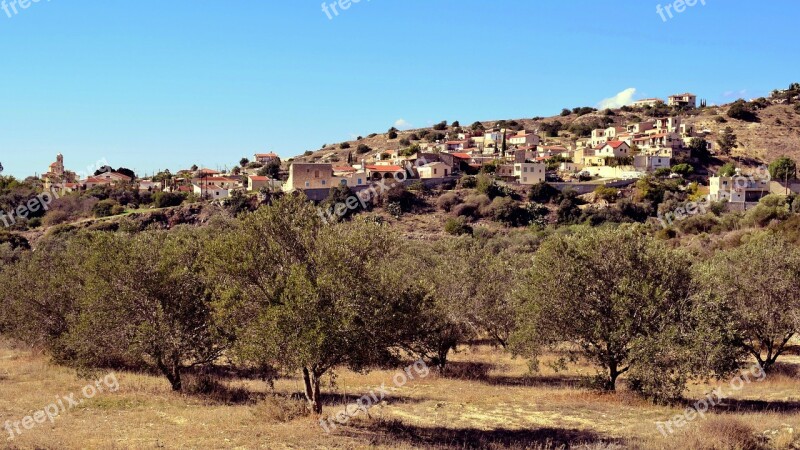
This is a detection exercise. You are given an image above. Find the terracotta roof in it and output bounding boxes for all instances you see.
[450,153,472,160]
[606,141,628,148]
[366,165,404,172]
[248,176,270,181]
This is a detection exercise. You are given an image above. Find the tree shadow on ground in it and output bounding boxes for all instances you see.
[439,361,589,389]
[288,392,426,408]
[343,418,621,449]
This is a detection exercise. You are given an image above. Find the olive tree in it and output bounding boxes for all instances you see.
[213,195,425,413]
[695,232,800,372]
[512,225,696,396]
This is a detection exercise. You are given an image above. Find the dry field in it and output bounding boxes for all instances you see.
[2,338,800,449]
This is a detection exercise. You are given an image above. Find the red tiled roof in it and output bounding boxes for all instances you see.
[248,176,270,181]
[606,141,628,148]
[450,153,472,160]
[366,165,404,172]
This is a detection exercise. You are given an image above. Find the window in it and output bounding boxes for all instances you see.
[434,169,438,175]
[305,181,310,188]
[321,180,326,186]
[357,178,362,185]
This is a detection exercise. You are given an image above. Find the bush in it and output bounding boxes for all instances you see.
[453,203,479,220]
[593,186,619,203]
[153,192,186,208]
[727,100,759,122]
[340,142,351,149]
[676,214,720,235]
[528,182,560,204]
[433,121,448,131]
[436,192,459,212]
[459,175,477,189]
[444,217,472,236]
[356,144,372,155]
[92,199,120,218]
[671,163,694,177]
[252,396,310,423]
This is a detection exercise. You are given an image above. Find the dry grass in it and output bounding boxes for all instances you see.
[3,339,800,449]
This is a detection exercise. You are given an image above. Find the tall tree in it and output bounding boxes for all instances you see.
[717,127,737,156]
[212,195,424,413]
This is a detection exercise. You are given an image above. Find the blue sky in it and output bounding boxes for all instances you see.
[0,0,798,178]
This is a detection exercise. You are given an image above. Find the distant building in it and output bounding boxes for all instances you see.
[254,153,280,164]
[632,98,663,108]
[667,93,697,108]
[514,163,546,185]
[284,163,333,191]
[417,162,451,179]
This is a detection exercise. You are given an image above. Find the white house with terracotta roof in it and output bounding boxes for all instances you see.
[508,131,540,147]
[595,141,631,159]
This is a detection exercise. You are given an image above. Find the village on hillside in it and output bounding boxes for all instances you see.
[31,89,800,216]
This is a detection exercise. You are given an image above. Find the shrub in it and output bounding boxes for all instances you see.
[388,131,398,139]
[671,163,694,177]
[436,192,459,212]
[340,142,351,149]
[452,203,479,220]
[459,175,477,189]
[593,186,619,203]
[153,192,185,208]
[727,100,759,122]
[444,217,472,236]
[676,214,720,235]
[252,396,310,423]
[92,199,120,218]
[356,144,372,155]
[433,121,448,131]
[528,182,560,204]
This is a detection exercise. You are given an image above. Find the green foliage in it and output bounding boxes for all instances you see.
[717,127,737,155]
[92,199,120,218]
[719,163,737,177]
[769,157,797,181]
[432,121,448,131]
[356,144,372,155]
[153,191,186,208]
[727,100,759,122]
[444,217,472,236]
[339,142,351,149]
[512,226,699,400]
[671,163,694,177]
[459,175,477,189]
[695,232,800,371]
[593,186,619,203]
[528,182,560,204]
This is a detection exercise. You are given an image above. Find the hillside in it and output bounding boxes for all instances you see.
[291,94,800,171]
